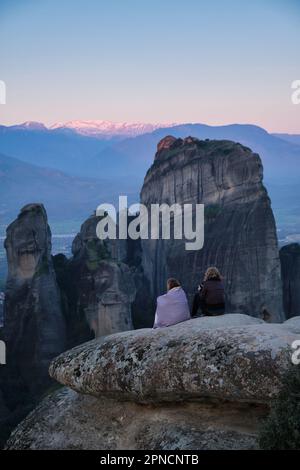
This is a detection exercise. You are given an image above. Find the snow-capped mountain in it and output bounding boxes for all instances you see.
[9,121,48,131]
[1,120,179,139]
[50,120,178,138]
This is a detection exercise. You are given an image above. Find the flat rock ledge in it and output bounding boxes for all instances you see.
[49,314,300,404]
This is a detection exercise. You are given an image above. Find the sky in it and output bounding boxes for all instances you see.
[0,0,299,132]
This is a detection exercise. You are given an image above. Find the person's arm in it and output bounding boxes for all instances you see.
[153,298,160,328]
[199,284,207,301]
[153,307,159,328]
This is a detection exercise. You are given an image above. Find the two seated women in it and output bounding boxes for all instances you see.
[153,267,225,329]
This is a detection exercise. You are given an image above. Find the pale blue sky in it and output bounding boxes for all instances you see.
[0,0,299,132]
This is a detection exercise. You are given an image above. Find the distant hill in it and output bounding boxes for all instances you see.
[273,133,300,146]
[1,122,300,182]
[101,123,300,182]
[0,125,110,176]
[0,152,138,223]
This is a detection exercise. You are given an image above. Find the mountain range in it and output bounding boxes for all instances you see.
[49,120,177,138]
[0,152,138,223]
[2,120,177,139]
[0,120,300,240]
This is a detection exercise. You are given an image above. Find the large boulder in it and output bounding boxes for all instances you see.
[141,137,283,322]
[282,316,300,334]
[5,387,261,450]
[7,313,300,450]
[49,315,298,404]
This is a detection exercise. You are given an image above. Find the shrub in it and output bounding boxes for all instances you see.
[259,365,300,449]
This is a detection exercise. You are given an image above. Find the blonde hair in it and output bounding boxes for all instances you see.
[204,267,222,282]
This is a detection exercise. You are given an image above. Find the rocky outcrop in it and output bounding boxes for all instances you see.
[49,315,297,404]
[140,136,283,322]
[55,213,136,339]
[282,316,300,334]
[280,243,300,318]
[0,207,139,447]
[0,204,67,447]
[1,204,66,401]
[5,388,263,450]
[6,314,300,450]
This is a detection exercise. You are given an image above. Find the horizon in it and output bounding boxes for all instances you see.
[0,0,299,133]
[0,119,298,136]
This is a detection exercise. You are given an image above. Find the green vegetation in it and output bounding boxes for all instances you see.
[259,365,300,449]
[86,239,110,271]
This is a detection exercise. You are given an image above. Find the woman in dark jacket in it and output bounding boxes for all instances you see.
[192,267,225,317]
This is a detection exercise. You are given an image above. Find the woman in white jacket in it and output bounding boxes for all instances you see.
[153,278,191,329]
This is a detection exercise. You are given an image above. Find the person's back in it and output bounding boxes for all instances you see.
[192,267,225,317]
[201,279,225,305]
[153,278,191,328]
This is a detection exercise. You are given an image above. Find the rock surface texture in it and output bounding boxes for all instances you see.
[6,314,300,450]
[280,243,300,318]
[0,204,66,446]
[5,388,263,450]
[2,204,66,399]
[56,213,136,339]
[140,136,283,322]
[49,315,297,404]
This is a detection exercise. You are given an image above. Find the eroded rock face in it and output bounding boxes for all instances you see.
[0,204,67,447]
[5,388,263,450]
[2,204,66,402]
[49,315,298,404]
[140,137,283,322]
[58,214,136,339]
[280,243,300,318]
[83,260,136,338]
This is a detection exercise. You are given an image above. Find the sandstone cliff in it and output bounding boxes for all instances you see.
[280,243,300,318]
[140,136,283,322]
[6,314,300,450]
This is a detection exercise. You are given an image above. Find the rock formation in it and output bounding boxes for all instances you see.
[0,204,67,446]
[1,204,66,400]
[0,206,139,447]
[140,136,283,322]
[49,314,296,403]
[6,314,300,450]
[54,213,136,339]
[280,243,300,318]
[4,388,263,450]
